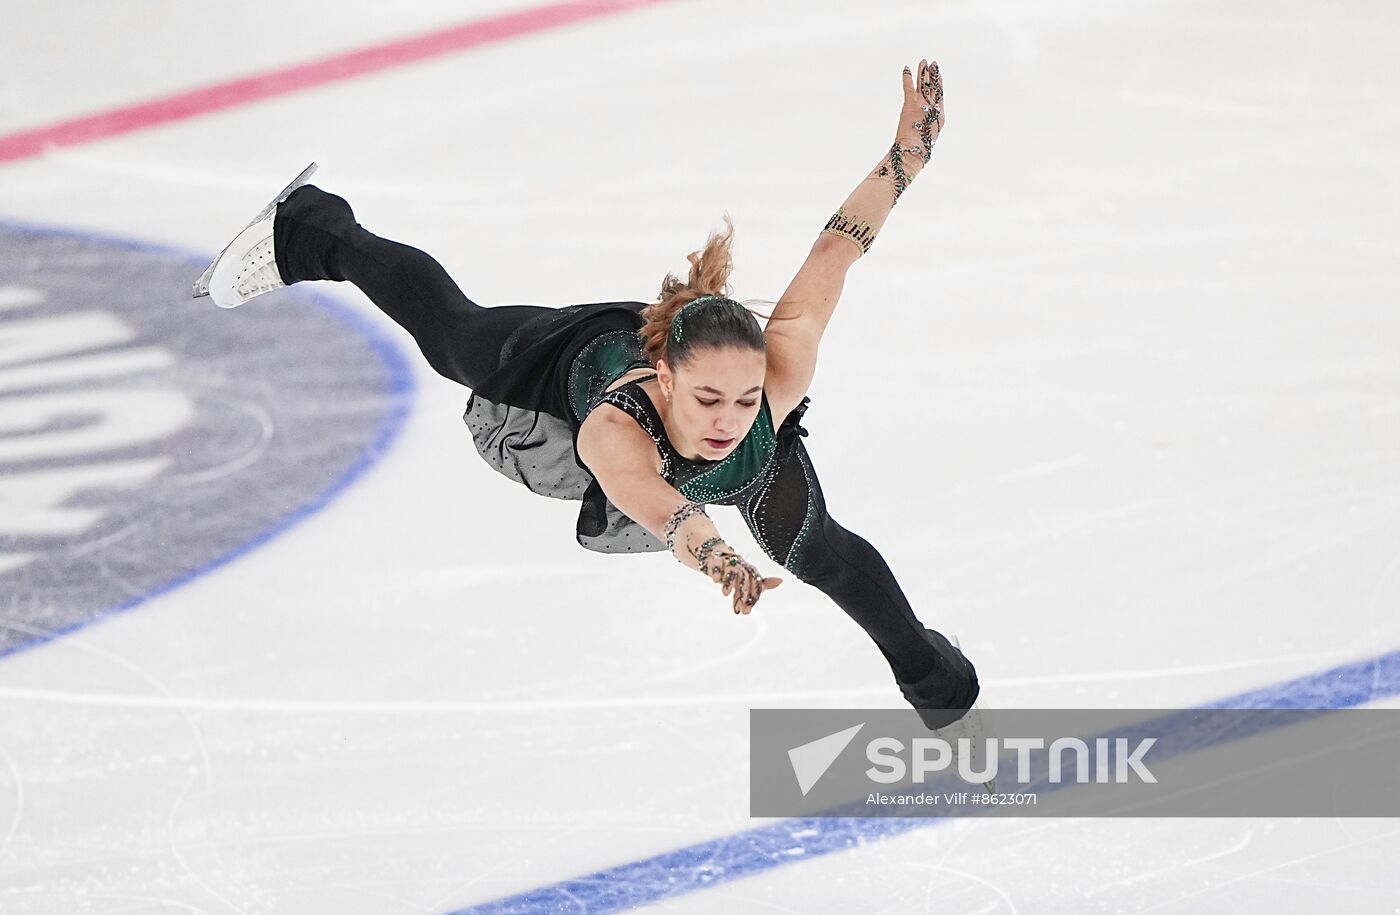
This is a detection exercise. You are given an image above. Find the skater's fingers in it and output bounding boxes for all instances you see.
[927,59,943,104]
[731,569,753,610]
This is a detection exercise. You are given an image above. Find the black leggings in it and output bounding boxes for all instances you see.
[275,185,552,389]
[273,185,979,725]
[737,430,980,723]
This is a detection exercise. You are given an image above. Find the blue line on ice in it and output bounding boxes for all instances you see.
[448,649,1400,914]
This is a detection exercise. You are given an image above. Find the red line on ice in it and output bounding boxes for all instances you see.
[0,0,668,164]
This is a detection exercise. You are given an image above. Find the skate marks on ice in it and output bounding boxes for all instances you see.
[443,647,1400,914]
[0,221,412,657]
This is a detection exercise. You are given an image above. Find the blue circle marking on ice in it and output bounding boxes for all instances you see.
[0,218,414,659]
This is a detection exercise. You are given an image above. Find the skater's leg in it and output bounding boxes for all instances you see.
[798,512,979,725]
[273,185,551,388]
[739,438,978,724]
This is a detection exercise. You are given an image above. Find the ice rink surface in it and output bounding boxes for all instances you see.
[1,0,1399,911]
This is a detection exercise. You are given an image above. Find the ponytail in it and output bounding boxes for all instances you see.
[639,215,767,367]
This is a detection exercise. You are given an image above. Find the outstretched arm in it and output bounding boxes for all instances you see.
[763,59,944,420]
[577,406,783,613]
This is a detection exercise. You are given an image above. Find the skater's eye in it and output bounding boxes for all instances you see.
[698,398,758,408]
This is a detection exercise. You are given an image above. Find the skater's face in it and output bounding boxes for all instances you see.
[660,346,766,461]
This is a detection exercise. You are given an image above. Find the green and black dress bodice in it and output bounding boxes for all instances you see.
[462,299,810,555]
[587,376,778,504]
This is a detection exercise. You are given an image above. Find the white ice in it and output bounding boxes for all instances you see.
[0,0,1398,912]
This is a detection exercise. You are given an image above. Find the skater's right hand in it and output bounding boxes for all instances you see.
[668,510,783,614]
[701,546,783,615]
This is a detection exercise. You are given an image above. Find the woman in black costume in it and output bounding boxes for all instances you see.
[196,59,978,728]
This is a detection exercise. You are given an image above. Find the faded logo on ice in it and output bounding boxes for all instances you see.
[0,223,411,656]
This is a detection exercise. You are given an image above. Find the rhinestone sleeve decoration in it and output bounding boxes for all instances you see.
[872,60,942,205]
[871,143,912,204]
[662,500,709,551]
[822,207,876,256]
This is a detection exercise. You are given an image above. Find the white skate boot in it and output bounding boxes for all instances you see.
[935,699,997,795]
[192,162,318,308]
[933,635,997,795]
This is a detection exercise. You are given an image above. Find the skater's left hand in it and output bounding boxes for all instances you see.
[895,58,944,170]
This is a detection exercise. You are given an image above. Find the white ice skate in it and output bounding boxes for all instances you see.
[933,634,997,795]
[932,699,997,795]
[192,161,318,307]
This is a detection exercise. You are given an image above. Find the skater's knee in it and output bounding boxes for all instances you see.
[787,514,867,585]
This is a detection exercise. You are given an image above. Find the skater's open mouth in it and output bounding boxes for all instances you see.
[704,437,735,449]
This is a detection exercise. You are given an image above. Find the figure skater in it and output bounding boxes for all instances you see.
[194,59,978,728]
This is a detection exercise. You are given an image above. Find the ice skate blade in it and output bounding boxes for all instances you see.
[945,633,996,796]
[193,161,318,299]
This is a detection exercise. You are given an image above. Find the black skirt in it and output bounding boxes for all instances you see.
[463,299,664,553]
[462,299,812,555]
